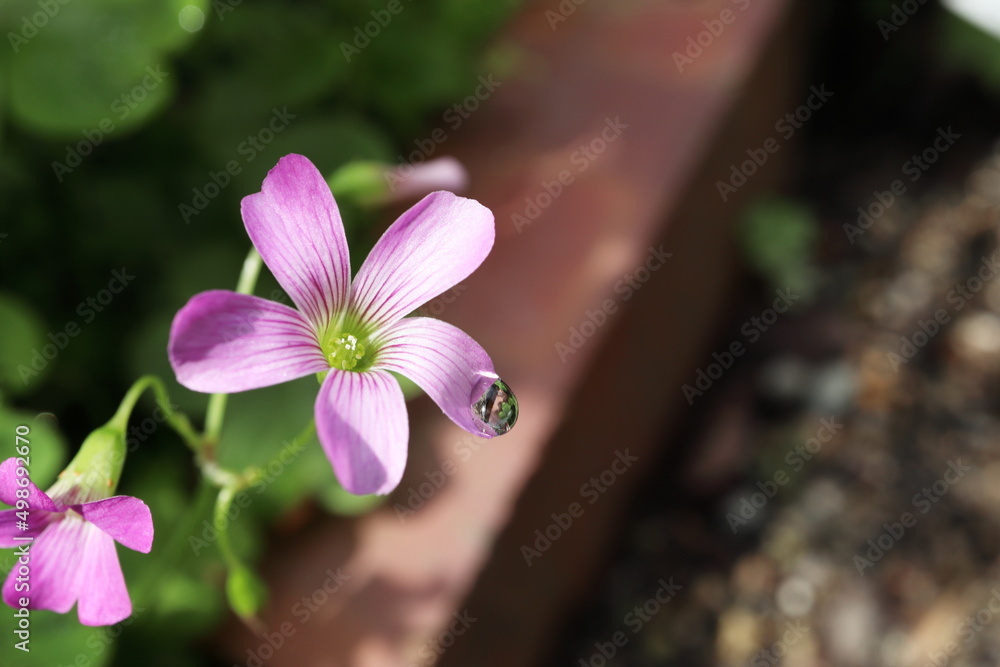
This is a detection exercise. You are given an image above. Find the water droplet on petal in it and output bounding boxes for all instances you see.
[471,378,518,436]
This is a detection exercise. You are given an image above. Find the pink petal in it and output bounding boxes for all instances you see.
[0,508,55,547]
[3,516,86,614]
[0,458,60,511]
[350,192,494,330]
[315,369,408,495]
[384,157,469,202]
[169,290,328,393]
[76,496,153,553]
[241,154,351,328]
[75,522,133,626]
[374,317,500,437]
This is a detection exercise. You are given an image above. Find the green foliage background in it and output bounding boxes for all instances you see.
[0,1,522,664]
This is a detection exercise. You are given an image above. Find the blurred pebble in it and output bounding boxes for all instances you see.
[825,580,880,666]
[882,270,935,327]
[954,461,1000,522]
[797,478,846,526]
[775,576,815,617]
[983,276,1000,313]
[732,554,776,598]
[949,312,1000,367]
[966,162,1000,209]
[808,360,858,415]
[715,606,762,666]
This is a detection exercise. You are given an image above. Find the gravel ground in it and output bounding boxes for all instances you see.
[551,9,1000,664]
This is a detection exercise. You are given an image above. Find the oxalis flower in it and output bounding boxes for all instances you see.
[0,428,153,626]
[169,154,517,495]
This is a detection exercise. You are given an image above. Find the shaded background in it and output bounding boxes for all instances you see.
[3,0,1000,665]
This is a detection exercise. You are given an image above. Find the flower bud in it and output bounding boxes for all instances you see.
[328,157,469,206]
[49,423,127,503]
[226,565,268,620]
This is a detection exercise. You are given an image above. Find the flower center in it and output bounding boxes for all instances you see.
[324,332,371,371]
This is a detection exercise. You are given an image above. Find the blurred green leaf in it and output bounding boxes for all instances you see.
[149,570,224,636]
[0,607,117,667]
[225,565,267,619]
[739,197,819,298]
[215,378,315,470]
[0,294,48,396]
[3,0,212,138]
[940,8,1000,92]
[0,409,66,503]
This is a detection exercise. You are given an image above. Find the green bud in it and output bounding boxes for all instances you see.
[226,565,268,619]
[47,423,127,503]
[327,161,389,206]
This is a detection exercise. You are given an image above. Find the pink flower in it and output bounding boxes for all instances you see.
[168,154,517,495]
[383,156,469,202]
[0,458,153,626]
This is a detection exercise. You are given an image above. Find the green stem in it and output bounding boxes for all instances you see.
[202,247,264,448]
[235,247,263,295]
[213,486,241,570]
[208,419,316,566]
[110,375,201,451]
[203,394,227,447]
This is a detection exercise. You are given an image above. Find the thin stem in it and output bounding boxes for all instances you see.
[203,247,264,448]
[235,247,264,295]
[203,394,227,447]
[213,486,241,570]
[110,375,201,451]
[207,419,316,565]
